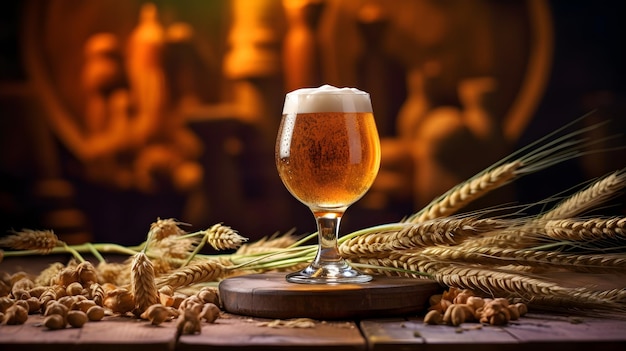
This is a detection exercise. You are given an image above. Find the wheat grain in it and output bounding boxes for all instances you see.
[155,259,227,289]
[130,252,159,314]
[76,261,99,285]
[0,229,58,253]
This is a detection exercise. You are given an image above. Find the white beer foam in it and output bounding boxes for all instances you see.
[282,84,372,114]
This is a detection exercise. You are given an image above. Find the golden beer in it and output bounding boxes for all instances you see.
[276,111,381,211]
[276,84,380,283]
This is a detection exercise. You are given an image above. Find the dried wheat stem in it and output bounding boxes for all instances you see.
[130,252,159,314]
[541,169,626,220]
[408,162,521,223]
[339,217,506,259]
[0,229,59,253]
[420,246,626,273]
[155,259,227,289]
[544,217,626,241]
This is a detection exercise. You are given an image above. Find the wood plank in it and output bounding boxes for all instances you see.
[219,272,441,320]
[177,313,366,351]
[503,313,626,350]
[0,314,82,351]
[363,317,519,351]
[0,314,177,351]
[360,318,425,351]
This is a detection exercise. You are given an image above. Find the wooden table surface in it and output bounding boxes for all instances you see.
[1,256,625,351]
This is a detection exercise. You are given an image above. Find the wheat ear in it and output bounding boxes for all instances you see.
[130,252,159,314]
[526,287,626,311]
[155,259,227,289]
[408,162,521,223]
[339,217,506,259]
[541,169,626,220]
[432,266,580,302]
[351,251,446,277]
[407,117,612,223]
[545,217,626,241]
[0,229,59,253]
[203,223,248,250]
[420,246,626,273]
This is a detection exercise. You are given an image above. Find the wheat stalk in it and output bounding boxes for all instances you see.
[420,245,626,273]
[459,170,626,249]
[407,116,613,224]
[459,216,626,252]
[351,250,446,277]
[527,288,626,311]
[339,217,506,259]
[130,252,159,314]
[431,265,597,304]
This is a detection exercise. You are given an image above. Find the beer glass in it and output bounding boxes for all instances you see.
[276,85,381,284]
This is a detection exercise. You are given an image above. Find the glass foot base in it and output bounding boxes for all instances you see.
[286,261,372,284]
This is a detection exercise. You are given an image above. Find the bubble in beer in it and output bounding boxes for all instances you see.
[282,84,373,114]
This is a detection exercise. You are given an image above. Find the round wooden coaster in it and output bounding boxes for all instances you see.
[218,272,441,320]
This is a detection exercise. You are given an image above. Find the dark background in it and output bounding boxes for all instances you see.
[1,0,625,246]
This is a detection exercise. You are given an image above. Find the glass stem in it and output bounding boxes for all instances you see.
[313,211,344,266]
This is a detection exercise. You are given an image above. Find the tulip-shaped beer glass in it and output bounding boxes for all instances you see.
[275,85,381,284]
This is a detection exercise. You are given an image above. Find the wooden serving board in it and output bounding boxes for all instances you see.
[218,272,441,320]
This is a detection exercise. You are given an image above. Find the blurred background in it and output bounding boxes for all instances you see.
[1,0,625,246]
